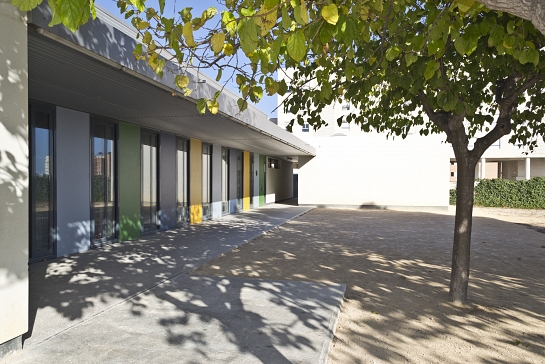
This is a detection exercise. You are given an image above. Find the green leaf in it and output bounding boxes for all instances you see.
[281,6,291,29]
[183,22,196,47]
[158,0,165,13]
[180,7,192,23]
[322,4,339,25]
[197,99,207,114]
[216,69,223,82]
[239,18,259,55]
[265,0,279,9]
[12,0,42,12]
[294,1,309,25]
[385,47,401,61]
[454,36,469,55]
[222,11,237,36]
[405,53,418,67]
[424,60,438,80]
[130,0,145,12]
[142,31,152,44]
[210,32,225,53]
[207,100,219,114]
[287,30,306,62]
[507,20,515,34]
[237,98,248,112]
[175,75,190,89]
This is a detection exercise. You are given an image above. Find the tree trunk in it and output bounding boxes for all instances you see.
[449,158,477,304]
[477,0,545,36]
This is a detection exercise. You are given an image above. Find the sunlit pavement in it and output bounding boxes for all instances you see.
[5,203,345,364]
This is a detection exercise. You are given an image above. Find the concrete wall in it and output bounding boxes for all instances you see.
[189,138,202,224]
[56,107,91,256]
[211,144,222,219]
[298,135,450,208]
[266,158,293,203]
[0,1,28,350]
[159,133,176,230]
[118,122,141,241]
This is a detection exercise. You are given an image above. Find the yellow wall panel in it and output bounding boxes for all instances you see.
[243,151,250,210]
[190,138,203,224]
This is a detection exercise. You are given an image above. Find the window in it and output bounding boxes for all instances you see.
[236,151,243,210]
[221,147,229,214]
[141,130,159,233]
[91,119,116,245]
[202,143,212,219]
[268,158,280,169]
[176,138,188,226]
[29,103,56,262]
[250,153,255,209]
[302,123,310,132]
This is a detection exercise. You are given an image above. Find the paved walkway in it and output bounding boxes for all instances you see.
[3,204,345,364]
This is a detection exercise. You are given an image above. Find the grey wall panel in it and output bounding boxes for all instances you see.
[55,107,91,256]
[159,133,176,230]
[211,144,222,219]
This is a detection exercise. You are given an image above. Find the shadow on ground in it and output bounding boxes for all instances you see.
[191,208,545,363]
[9,205,346,363]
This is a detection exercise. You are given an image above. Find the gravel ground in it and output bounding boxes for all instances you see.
[191,207,545,363]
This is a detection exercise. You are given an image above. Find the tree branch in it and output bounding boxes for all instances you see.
[477,0,545,35]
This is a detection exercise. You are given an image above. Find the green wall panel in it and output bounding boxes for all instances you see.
[118,122,141,241]
[259,154,265,206]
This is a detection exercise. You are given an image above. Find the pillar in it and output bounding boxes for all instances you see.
[480,158,486,179]
[0,1,28,356]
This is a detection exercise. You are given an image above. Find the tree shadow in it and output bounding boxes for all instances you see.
[190,208,545,363]
[19,205,335,363]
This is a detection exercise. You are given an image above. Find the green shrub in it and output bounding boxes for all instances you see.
[450,177,545,209]
[449,189,456,205]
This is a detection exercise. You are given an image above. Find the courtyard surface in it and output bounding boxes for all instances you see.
[192,207,545,363]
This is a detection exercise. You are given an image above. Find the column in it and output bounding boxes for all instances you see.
[480,158,486,179]
[525,157,531,180]
[0,1,28,354]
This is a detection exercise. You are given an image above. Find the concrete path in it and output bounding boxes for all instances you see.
[4,204,346,363]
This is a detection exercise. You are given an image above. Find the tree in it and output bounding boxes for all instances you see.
[12,0,545,304]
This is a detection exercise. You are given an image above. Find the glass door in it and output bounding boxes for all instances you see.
[91,121,116,245]
[29,104,56,262]
[141,130,159,233]
[176,137,188,226]
[221,147,229,214]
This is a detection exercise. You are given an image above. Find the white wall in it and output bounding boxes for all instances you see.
[56,107,91,256]
[298,134,450,208]
[265,158,293,203]
[0,1,28,348]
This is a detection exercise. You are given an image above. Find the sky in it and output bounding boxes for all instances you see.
[95,0,279,119]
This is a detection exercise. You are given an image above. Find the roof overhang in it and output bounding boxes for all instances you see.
[27,5,315,158]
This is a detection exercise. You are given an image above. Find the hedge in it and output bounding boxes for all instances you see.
[450,177,545,209]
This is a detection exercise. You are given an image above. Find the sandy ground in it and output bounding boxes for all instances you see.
[191,207,545,363]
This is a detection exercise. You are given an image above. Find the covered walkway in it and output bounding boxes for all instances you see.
[5,204,345,363]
